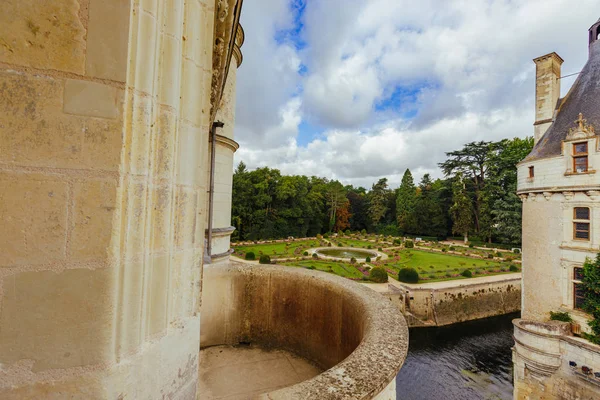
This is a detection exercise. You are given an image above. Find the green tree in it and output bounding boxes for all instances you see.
[368,178,389,227]
[582,254,600,344]
[416,174,447,238]
[396,169,418,234]
[450,173,473,243]
[439,141,492,234]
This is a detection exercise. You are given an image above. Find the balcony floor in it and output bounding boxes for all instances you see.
[198,344,322,399]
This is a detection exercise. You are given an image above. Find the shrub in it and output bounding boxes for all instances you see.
[369,267,389,283]
[461,269,473,278]
[350,257,357,264]
[442,248,447,252]
[549,311,573,322]
[405,240,414,249]
[338,242,344,247]
[367,245,372,249]
[306,266,316,270]
[496,252,503,258]
[312,253,319,259]
[303,251,309,256]
[366,256,371,263]
[339,230,345,237]
[328,243,332,247]
[398,268,419,283]
[345,229,352,235]
[259,255,271,264]
[487,253,494,259]
[323,233,329,239]
[445,272,452,278]
[245,252,256,261]
[361,229,367,235]
[378,247,383,251]
[474,269,482,275]
[316,234,322,239]
[468,243,474,248]
[393,239,402,245]
[509,264,520,272]
[449,246,456,251]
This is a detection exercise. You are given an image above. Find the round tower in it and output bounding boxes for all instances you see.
[589,17,600,47]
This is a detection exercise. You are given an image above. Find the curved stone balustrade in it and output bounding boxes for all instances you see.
[201,262,409,399]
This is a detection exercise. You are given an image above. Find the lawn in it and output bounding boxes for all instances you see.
[282,260,366,280]
[332,238,383,249]
[232,239,323,259]
[374,249,519,282]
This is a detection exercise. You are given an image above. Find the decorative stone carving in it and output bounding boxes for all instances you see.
[587,190,600,200]
[528,193,537,202]
[519,194,528,202]
[543,192,553,201]
[563,191,575,200]
[566,113,596,141]
[210,0,244,124]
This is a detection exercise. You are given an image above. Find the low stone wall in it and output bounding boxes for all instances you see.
[382,276,522,327]
[201,262,409,399]
[513,319,600,399]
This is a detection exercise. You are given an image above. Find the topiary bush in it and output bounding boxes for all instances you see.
[323,233,329,239]
[513,248,521,254]
[312,252,319,259]
[365,256,371,263]
[259,255,271,264]
[442,247,447,252]
[496,252,503,258]
[461,269,473,278]
[405,240,414,249]
[449,246,456,251]
[361,229,367,235]
[398,268,419,283]
[469,243,474,248]
[245,252,256,261]
[350,257,357,264]
[369,267,389,283]
[509,264,520,272]
[378,247,383,251]
[303,251,309,256]
[487,253,494,259]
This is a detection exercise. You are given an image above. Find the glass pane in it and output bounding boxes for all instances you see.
[574,267,584,281]
[574,156,588,173]
[575,222,590,239]
[575,283,586,310]
[575,207,590,220]
[575,142,588,154]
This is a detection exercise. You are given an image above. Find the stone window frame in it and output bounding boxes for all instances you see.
[572,266,586,311]
[573,142,589,173]
[573,207,591,241]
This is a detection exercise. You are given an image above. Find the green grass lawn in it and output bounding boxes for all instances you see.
[282,260,366,279]
[332,238,380,248]
[375,249,519,282]
[232,239,322,259]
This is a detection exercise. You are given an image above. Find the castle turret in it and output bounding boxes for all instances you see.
[533,52,563,145]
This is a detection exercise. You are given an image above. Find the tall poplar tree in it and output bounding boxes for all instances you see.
[396,169,418,234]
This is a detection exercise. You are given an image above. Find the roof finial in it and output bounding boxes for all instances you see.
[576,113,587,130]
[567,113,596,140]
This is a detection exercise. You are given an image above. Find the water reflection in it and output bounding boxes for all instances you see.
[396,313,518,400]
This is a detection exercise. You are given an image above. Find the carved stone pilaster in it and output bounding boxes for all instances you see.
[519,194,528,202]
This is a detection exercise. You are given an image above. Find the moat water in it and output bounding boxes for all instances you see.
[396,313,518,400]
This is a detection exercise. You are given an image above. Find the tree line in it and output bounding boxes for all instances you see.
[232,137,533,245]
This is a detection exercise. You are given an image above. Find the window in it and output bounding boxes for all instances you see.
[529,166,535,178]
[573,207,590,240]
[573,142,588,173]
[574,267,586,310]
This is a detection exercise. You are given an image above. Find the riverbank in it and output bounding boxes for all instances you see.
[365,273,521,327]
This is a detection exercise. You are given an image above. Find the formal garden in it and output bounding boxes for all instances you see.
[231,233,521,284]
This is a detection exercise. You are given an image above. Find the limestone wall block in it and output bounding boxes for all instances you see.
[154,106,177,179]
[71,179,118,262]
[85,0,131,82]
[126,92,154,176]
[176,122,206,186]
[157,34,182,109]
[150,186,172,252]
[0,173,68,267]
[0,268,114,371]
[64,79,119,119]
[168,250,198,322]
[140,0,158,15]
[148,253,169,337]
[180,58,205,126]
[163,0,184,38]
[0,0,85,73]
[121,181,149,259]
[132,10,158,94]
[174,186,198,250]
[115,260,144,358]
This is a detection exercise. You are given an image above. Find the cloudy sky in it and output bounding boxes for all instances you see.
[234,0,599,188]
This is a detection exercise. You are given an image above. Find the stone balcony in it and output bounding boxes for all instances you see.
[199,262,409,399]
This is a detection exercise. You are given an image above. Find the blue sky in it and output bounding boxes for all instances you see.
[234,0,598,188]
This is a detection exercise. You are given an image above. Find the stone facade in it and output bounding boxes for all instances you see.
[0,0,244,398]
[514,18,600,399]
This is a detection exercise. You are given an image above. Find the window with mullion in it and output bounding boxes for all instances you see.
[573,142,589,173]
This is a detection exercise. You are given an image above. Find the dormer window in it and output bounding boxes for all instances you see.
[573,142,588,173]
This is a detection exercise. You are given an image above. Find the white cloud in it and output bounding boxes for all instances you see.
[234,0,599,187]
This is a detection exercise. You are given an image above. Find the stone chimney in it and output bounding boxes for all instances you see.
[533,52,563,144]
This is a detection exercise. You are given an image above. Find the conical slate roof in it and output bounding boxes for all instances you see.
[526,39,600,161]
